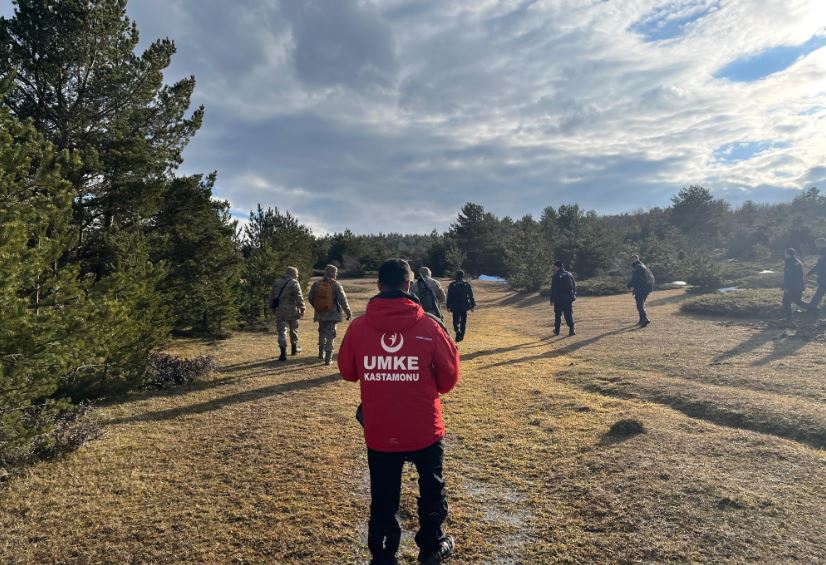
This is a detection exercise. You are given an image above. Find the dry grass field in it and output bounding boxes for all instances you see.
[1,280,824,564]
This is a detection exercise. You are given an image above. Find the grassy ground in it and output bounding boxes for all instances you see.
[1,279,824,563]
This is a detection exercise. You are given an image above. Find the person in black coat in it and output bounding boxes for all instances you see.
[549,260,576,336]
[806,238,826,312]
[446,271,476,342]
[783,248,806,327]
[627,254,654,327]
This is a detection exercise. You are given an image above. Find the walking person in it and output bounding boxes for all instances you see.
[268,266,306,362]
[338,259,460,565]
[628,254,655,327]
[782,248,806,327]
[549,260,576,336]
[308,265,352,365]
[446,270,475,342]
[411,266,446,319]
[806,237,826,313]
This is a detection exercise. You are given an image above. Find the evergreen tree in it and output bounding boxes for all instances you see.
[240,206,315,325]
[505,215,550,291]
[152,174,241,338]
[0,105,83,463]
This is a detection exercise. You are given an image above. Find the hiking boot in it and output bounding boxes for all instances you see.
[553,329,560,336]
[318,346,324,360]
[324,350,333,366]
[278,346,287,362]
[640,319,650,328]
[568,328,576,336]
[419,536,455,565]
[291,343,301,356]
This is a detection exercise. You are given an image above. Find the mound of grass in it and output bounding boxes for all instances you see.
[577,276,629,296]
[680,289,784,318]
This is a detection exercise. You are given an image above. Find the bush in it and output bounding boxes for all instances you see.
[577,276,629,296]
[147,354,216,389]
[680,289,784,318]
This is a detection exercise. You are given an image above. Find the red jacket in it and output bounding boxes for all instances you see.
[338,291,460,452]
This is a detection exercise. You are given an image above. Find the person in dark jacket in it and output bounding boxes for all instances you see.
[806,238,826,312]
[446,270,476,342]
[338,259,460,565]
[627,254,654,327]
[782,248,806,327]
[549,260,576,336]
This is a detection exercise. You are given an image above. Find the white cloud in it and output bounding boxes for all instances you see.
[124,0,826,233]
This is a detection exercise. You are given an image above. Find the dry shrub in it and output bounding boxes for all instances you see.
[147,353,216,389]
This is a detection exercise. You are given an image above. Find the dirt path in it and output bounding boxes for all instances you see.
[1,281,824,564]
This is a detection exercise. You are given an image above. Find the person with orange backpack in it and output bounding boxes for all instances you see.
[308,264,352,365]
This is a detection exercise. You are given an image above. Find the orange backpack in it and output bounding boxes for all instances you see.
[314,280,335,313]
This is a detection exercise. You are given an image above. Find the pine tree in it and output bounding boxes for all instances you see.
[152,174,241,338]
[240,206,315,326]
[505,215,550,291]
[0,105,85,463]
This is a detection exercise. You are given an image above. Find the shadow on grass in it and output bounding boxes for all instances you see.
[713,328,778,364]
[481,325,638,369]
[647,292,692,307]
[106,373,341,426]
[461,342,547,362]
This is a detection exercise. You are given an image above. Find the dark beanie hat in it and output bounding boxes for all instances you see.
[553,260,564,269]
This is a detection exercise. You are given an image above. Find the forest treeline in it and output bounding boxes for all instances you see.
[1,1,824,466]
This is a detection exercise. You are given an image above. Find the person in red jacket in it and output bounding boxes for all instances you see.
[338,259,460,565]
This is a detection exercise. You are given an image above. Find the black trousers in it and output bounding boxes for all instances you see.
[635,292,650,322]
[367,440,447,559]
[554,301,574,332]
[810,285,825,311]
[783,290,805,321]
[451,309,468,339]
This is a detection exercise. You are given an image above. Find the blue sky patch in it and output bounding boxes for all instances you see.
[715,34,826,82]
[713,141,790,164]
[630,1,719,42]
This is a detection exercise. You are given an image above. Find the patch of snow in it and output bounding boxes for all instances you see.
[478,274,506,283]
[759,270,775,274]
[669,281,688,287]
[718,286,739,293]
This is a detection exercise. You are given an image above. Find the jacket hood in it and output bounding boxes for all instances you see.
[365,292,425,332]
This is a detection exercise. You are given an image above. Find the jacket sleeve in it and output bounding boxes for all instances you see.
[431,323,459,394]
[468,284,476,309]
[570,274,577,297]
[337,283,352,318]
[446,284,454,309]
[337,324,359,382]
[434,280,446,303]
[268,282,279,309]
[294,280,306,311]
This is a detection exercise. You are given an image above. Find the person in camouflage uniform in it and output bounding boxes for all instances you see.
[269,266,306,362]
[411,266,446,319]
[308,265,352,365]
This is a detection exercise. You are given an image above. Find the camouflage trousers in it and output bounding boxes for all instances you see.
[317,321,338,353]
[277,319,300,349]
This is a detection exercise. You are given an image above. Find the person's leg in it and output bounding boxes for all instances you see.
[410,441,448,558]
[289,319,300,354]
[636,293,650,323]
[367,449,405,561]
[452,310,462,339]
[809,285,825,311]
[554,305,563,334]
[325,322,338,352]
[459,311,467,339]
[564,303,574,333]
[783,291,794,323]
[276,318,288,360]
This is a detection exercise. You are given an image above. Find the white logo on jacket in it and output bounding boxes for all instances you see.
[380,332,404,353]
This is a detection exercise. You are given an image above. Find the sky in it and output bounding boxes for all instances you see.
[3,0,825,234]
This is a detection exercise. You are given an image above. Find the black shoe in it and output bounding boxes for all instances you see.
[324,350,333,366]
[455,335,463,343]
[568,329,576,336]
[291,343,301,356]
[639,319,650,327]
[370,557,399,565]
[553,329,560,336]
[278,347,287,362]
[419,536,455,565]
